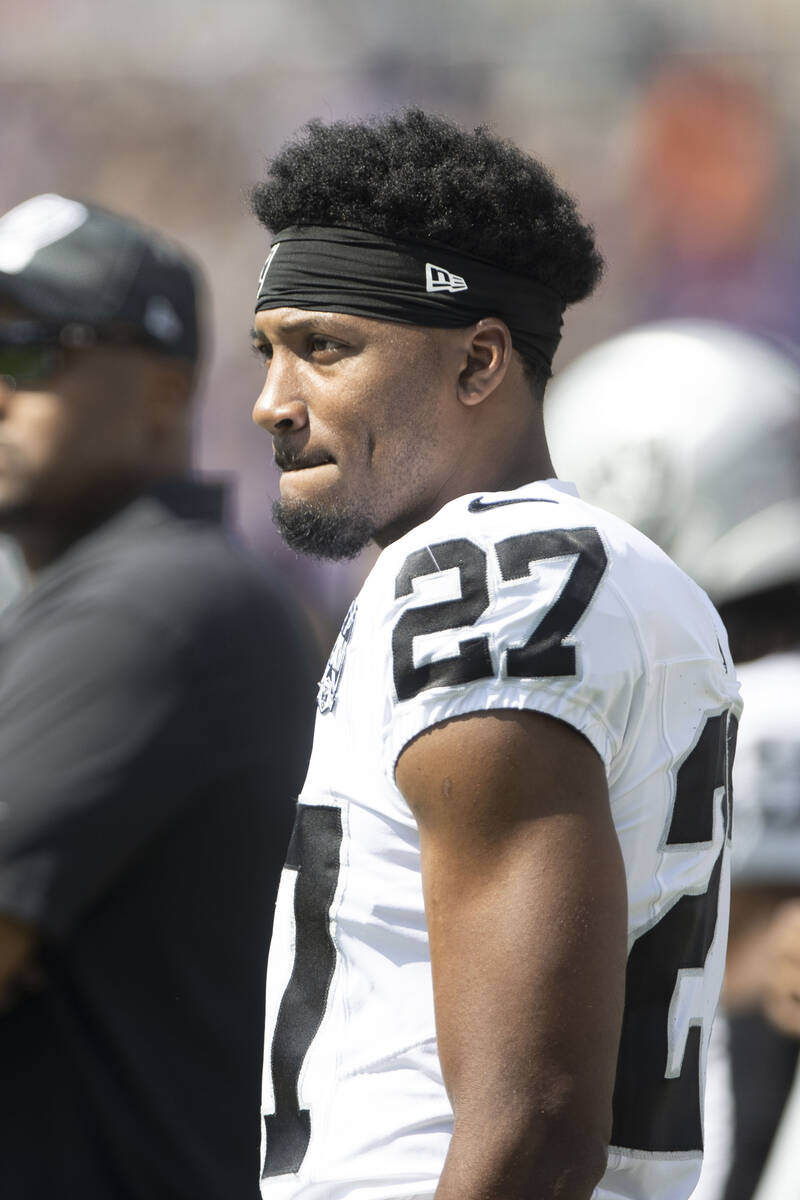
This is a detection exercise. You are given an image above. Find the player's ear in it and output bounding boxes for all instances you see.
[456,318,512,408]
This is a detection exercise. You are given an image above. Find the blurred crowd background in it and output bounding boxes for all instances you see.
[3,0,799,636]
[3,5,800,1199]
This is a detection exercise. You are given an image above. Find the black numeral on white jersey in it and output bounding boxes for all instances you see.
[262,805,343,1178]
[611,711,738,1154]
[495,528,607,677]
[392,529,606,702]
[393,539,493,702]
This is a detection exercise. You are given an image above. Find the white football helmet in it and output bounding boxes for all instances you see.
[544,320,800,604]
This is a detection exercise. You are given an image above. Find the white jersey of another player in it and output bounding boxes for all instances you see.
[695,647,800,1200]
[730,649,800,887]
[260,479,742,1200]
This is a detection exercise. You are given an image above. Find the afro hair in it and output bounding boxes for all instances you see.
[251,109,604,386]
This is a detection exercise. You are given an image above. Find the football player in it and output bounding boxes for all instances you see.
[250,111,741,1200]
[546,318,800,1200]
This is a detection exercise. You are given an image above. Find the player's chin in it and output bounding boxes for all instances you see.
[272,494,374,561]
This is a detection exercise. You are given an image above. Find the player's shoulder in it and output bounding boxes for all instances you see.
[381,477,688,587]
[373,478,734,676]
[409,478,598,543]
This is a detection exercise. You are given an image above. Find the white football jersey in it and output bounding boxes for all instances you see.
[694,648,800,1200]
[729,649,800,885]
[260,480,742,1200]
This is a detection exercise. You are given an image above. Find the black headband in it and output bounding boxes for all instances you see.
[254,225,565,368]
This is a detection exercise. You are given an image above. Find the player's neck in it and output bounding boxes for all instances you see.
[475,382,557,493]
[374,446,557,550]
[469,414,557,495]
[487,446,557,493]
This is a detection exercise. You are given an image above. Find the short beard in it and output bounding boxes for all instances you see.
[272,498,374,560]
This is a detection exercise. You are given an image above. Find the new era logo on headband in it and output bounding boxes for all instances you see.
[254,226,563,368]
[426,263,468,294]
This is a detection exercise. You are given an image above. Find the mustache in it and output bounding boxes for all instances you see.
[273,445,335,472]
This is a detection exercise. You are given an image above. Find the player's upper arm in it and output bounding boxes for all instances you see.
[395,707,628,1197]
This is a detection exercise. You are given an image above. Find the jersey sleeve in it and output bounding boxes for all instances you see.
[0,603,244,938]
[379,511,644,776]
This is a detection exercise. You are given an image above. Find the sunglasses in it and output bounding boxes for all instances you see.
[0,321,102,391]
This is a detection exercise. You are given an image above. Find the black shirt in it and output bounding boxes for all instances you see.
[0,481,316,1199]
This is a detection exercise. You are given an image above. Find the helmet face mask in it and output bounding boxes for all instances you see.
[545,319,800,607]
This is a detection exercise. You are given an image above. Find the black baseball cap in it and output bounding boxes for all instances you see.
[0,193,201,362]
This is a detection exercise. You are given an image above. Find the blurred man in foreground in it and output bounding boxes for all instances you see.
[249,109,740,1200]
[545,318,800,1200]
[0,194,315,1198]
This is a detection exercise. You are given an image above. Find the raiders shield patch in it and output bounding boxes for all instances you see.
[317,601,357,714]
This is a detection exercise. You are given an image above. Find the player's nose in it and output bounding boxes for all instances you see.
[252,356,309,435]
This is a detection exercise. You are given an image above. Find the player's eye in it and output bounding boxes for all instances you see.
[251,340,272,364]
[309,335,343,356]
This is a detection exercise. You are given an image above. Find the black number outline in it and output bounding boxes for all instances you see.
[611,710,738,1154]
[392,529,608,702]
[495,527,608,678]
[392,539,493,702]
[262,805,343,1178]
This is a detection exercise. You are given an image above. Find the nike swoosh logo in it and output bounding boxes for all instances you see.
[467,495,559,512]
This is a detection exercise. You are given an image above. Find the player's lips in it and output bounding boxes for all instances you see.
[274,450,336,472]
